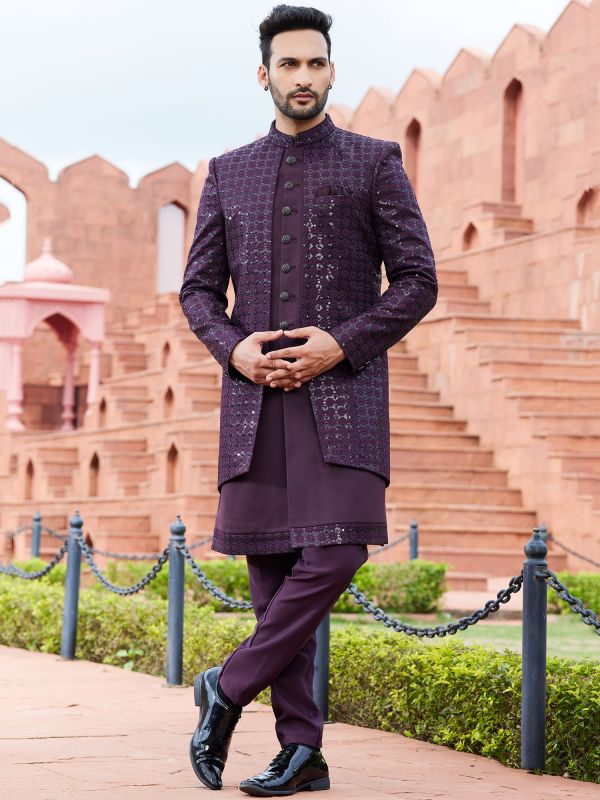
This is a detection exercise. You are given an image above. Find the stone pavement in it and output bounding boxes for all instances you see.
[0,644,597,799]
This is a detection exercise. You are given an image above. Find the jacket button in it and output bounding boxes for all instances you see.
[280,291,289,301]
[282,206,291,215]
[280,320,289,329]
[281,263,291,272]
[284,180,294,189]
[281,234,291,243]
[286,155,297,164]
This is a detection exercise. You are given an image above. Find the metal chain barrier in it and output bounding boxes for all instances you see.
[41,524,68,542]
[73,531,170,596]
[546,532,600,569]
[540,567,600,635]
[84,534,212,560]
[175,542,253,610]
[0,540,70,579]
[343,572,524,637]
[3,524,33,539]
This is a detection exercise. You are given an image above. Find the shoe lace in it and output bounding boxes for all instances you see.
[268,744,297,770]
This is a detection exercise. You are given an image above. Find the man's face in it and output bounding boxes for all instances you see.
[264,28,333,121]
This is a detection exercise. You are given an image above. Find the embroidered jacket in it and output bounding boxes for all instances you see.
[179,113,438,491]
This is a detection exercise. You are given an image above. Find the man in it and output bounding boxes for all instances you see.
[178,4,438,795]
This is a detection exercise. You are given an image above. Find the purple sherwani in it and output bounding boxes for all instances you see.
[212,123,388,553]
[179,113,438,554]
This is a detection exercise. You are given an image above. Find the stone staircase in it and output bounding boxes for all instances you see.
[2,285,589,591]
[408,265,600,574]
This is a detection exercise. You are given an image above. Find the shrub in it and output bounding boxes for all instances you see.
[0,577,598,782]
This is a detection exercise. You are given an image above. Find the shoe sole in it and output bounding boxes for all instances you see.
[189,669,222,790]
[238,775,330,795]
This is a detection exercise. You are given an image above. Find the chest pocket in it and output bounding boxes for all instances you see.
[313,183,368,208]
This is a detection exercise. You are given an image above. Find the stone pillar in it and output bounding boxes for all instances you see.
[60,345,76,431]
[6,340,25,431]
[84,341,101,420]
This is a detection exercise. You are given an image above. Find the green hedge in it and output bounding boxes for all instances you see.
[547,572,600,616]
[8,555,447,614]
[0,578,598,783]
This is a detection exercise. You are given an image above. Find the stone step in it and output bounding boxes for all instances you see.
[456,325,589,346]
[386,501,536,528]
[472,342,600,362]
[418,545,566,575]
[390,430,481,448]
[435,268,470,286]
[386,483,522,506]
[435,298,492,315]
[513,393,600,413]
[445,314,580,331]
[388,414,467,432]
[524,411,600,436]
[390,446,494,468]
[485,357,600,379]
[388,400,455,418]
[496,374,600,395]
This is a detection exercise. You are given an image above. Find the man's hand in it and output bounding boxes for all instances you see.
[229,330,304,388]
[264,326,346,390]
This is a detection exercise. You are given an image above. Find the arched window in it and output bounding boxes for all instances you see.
[157,202,186,294]
[25,459,34,500]
[576,188,598,226]
[405,118,421,194]
[89,452,100,497]
[462,222,479,251]
[501,79,523,203]
[164,386,174,419]
[162,341,171,368]
[166,443,178,493]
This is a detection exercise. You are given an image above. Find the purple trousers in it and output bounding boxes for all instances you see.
[217,543,369,749]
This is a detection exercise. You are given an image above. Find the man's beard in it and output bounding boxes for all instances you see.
[268,82,329,121]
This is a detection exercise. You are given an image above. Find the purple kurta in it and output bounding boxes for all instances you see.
[212,124,388,555]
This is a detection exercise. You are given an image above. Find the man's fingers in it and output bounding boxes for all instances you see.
[268,347,304,359]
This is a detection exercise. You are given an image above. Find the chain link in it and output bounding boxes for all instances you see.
[2,524,34,539]
[540,567,600,635]
[74,531,170,596]
[343,571,524,637]
[0,541,70,579]
[547,533,600,569]
[175,543,253,610]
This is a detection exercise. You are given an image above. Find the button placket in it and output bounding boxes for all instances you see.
[278,147,302,337]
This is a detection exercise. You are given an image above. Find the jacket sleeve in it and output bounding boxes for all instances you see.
[328,142,438,373]
[179,156,248,379]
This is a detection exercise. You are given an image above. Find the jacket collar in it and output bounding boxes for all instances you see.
[266,112,335,147]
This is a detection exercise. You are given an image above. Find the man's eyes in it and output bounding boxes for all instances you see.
[283,61,324,66]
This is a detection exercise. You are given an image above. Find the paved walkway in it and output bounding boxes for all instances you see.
[0,645,597,799]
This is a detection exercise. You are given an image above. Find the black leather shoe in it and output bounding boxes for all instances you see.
[189,665,243,790]
[238,743,330,796]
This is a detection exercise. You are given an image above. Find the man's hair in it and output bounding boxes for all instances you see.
[259,4,333,72]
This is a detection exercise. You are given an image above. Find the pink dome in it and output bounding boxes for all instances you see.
[24,238,73,283]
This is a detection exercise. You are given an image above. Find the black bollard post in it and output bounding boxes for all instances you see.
[166,515,186,686]
[60,510,83,660]
[409,519,418,560]
[313,612,330,723]
[31,511,42,558]
[521,527,548,772]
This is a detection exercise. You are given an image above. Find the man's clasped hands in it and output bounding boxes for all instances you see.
[229,326,346,391]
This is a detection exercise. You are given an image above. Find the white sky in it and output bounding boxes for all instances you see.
[0,0,571,281]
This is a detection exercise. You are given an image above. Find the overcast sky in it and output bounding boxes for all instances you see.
[0,0,570,281]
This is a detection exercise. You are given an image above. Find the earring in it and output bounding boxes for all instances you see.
[264,84,269,91]
[328,84,332,89]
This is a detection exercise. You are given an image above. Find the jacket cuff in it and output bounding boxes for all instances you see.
[219,328,248,380]
[328,323,371,373]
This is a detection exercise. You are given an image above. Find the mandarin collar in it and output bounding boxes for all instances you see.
[266,112,335,147]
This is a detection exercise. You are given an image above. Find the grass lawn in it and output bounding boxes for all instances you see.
[329,611,600,662]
